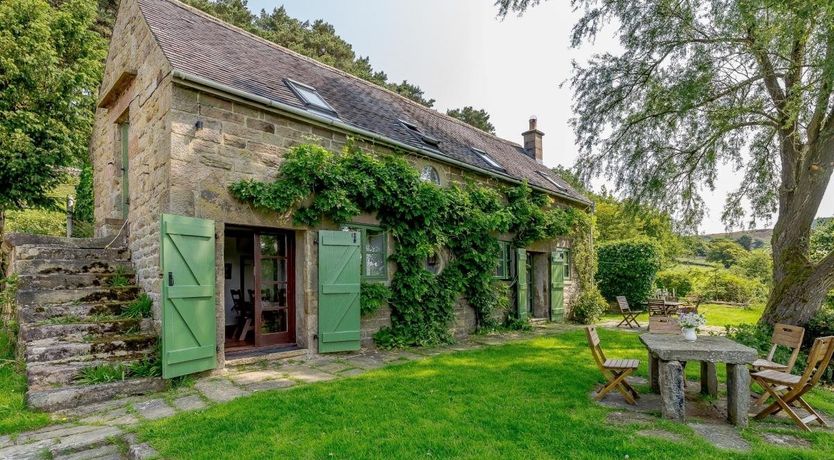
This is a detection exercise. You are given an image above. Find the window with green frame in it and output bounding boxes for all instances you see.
[347,225,388,280]
[494,240,511,279]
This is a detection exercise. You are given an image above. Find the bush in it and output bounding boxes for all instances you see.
[655,269,694,298]
[596,238,662,305]
[696,270,762,304]
[571,289,608,324]
[806,306,834,349]
[706,238,748,268]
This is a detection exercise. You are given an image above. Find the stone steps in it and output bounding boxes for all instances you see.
[12,258,134,276]
[19,300,134,323]
[27,378,167,412]
[19,318,153,341]
[17,272,136,290]
[17,286,141,306]
[27,356,150,388]
[13,245,129,262]
[25,334,158,364]
[6,235,162,413]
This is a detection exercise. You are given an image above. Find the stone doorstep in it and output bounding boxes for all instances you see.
[223,347,308,367]
[0,426,124,460]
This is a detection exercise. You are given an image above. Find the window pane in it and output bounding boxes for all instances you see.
[260,259,286,284]
[366,251,385,277]
[259,235,286,257]
[365,230,384,254]
[420,166,440,185]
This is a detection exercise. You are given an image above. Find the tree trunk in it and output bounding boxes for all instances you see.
[760,136,834,326]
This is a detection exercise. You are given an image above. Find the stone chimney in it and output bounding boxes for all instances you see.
[522,116,544,164]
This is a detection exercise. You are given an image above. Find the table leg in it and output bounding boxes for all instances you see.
[726,363,750,426]
[658,360,685,422]
[648,352,660,393]
[700,361,718,397]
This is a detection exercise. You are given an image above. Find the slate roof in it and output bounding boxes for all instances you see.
[136,0,591,206]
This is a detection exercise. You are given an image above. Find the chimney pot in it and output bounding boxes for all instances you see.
[522,117,544,164]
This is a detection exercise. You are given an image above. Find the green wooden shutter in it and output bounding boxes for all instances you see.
[160,214,217,378]
[516,248,528,320]
[550,250,566,322]
[318,230,361,353]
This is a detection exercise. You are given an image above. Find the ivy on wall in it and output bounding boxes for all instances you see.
[230,142,599,346]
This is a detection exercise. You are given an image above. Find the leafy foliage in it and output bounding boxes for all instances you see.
[360,282,390,317]
[182,0,436,107]
[596,238,662,305]
[706,238,748,268]
[0,0,105,229]
[811,219,834,263]
[655,269,695,298]
[231,143,586,346]
[445,106,496,134]
[74,162,94,224]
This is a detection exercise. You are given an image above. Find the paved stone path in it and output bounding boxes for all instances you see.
[0,324,571,459]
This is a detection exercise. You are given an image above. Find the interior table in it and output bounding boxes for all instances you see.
[640,333,757,426]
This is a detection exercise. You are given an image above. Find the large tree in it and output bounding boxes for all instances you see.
[0,0,104,237]
[498,0,834,326]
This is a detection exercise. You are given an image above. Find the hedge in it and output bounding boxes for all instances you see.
[596,238,662,305]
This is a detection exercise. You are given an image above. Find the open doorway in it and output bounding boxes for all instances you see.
[528,251,550,319]
[224,227,296,354]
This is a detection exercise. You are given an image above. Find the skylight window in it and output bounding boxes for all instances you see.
[399,119,440,148]
[285,79,337,116]
[471,147,503,170]
[538,171,568,191]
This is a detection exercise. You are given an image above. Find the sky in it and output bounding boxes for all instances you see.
[246,0,834,234]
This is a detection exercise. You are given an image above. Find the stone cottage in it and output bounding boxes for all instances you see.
[88,0,591,378]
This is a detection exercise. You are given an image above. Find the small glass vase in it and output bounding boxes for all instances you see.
[682,327,697,341]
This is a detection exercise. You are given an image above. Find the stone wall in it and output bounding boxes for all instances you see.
[90,0,173,323]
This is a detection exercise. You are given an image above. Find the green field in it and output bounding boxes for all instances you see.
[136,329,834,459]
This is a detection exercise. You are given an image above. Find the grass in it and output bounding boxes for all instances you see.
[136,329,834,460]
[120,293,152,319]
[0,326,51,435]
[700,303,764,327]
[604,303,764,329]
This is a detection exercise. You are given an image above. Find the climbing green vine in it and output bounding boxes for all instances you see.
[230,142,597,346]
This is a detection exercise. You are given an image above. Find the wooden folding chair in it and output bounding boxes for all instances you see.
[615,296,641,328]
[751,324,804,405]
[752,335,834,431]
[647,299,666,316]
[586,326,640,404]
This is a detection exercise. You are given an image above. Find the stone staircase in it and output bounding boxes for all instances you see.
[4,234,166,412]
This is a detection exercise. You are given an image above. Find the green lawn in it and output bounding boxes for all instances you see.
[0,327,51,435]
[605,303,764,329]
[137,329,834,459]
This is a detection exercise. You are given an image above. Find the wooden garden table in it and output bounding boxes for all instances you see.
[640,333,757,426]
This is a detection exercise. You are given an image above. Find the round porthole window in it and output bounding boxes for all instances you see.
[420,165,441,185]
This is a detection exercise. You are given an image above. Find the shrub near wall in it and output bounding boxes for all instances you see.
[596,238,662,305]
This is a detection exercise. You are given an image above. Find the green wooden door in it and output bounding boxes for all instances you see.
[516,248,528,320]
[318,230,361,353]
[550,250,566,322]
[161,214,217,378]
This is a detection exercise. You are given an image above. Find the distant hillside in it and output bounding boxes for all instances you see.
[702,228,773,242]
[701,217,832,244]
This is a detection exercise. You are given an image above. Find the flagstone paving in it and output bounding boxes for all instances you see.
[0,321,829,459]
